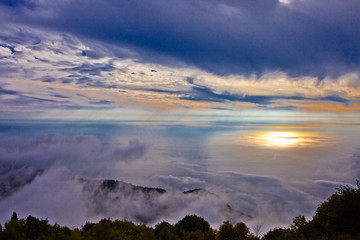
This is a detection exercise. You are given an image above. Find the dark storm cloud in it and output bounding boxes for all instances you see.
[1,0,359,77]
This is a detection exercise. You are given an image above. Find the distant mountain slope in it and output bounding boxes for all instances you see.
[0,163,43,198]
[0,166,249,226]
[82,178,250,224]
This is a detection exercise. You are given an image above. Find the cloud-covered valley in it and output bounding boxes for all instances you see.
[0,125,359,233]
[1,0,360,235]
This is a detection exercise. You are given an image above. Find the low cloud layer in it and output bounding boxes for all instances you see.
[0,132,149,174]
[1,124,359,234]
[0,167,248,228]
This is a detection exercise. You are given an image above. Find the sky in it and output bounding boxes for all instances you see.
[0,0,360,119]
[0,0,360,235]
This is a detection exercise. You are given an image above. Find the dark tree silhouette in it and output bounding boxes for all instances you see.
[175,215,210,236]
[313,180,360,238]
[217,221,234,240]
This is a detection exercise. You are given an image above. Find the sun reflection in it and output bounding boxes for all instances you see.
[245,130,325,148]
[261,131,300,147]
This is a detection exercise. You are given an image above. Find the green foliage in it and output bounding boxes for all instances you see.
[217,221,233,240]
[261,228,290,240]
[234,222,252,239]
[11,212,18,221]
[217,221,255,240]
[3,214,25,240]
[23,215,51,240]
[313,180,360,238]
[0,223,3,240]
[175,215,210,237]
[261,180,360,240]
[158,228,179,240]
[155,221,178,240]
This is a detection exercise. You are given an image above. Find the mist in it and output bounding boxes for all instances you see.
[0,122,359,234]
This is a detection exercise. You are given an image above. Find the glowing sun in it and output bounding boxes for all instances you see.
[260,131,300,147]
[245,130,323,148]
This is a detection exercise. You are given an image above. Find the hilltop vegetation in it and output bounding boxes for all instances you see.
[263,180,360,240]
[0,181,359,240]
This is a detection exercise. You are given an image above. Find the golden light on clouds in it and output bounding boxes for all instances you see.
[2,25,360,119]
[244,130,327,148]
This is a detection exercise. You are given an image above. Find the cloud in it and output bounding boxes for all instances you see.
[63,63,115,76]
[82,178,248,226]
[0,133,149,172]
[0,167,248,227]
[1,0,359,77]
[0,45,13,56]
[151,175,206,191]
[89,99,114,105]
[0,22,359,118]
[110,139,147,162]
[0,85,19,95]
[0,125,358,233]
[0,163,332,232]
[0,167,89,227]
[181,85,349,105]
[0,163,43,198]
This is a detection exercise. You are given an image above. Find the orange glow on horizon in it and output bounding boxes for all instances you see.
[244,130,327,148]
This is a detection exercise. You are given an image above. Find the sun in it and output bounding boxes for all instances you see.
[260,131,300,147]
[244,130,323,148]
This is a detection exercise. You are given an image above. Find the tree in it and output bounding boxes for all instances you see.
[155,221,178,240]
[158,228,179,240]
[233,222,251,240]
[290,215,306,231]
[217,221,233,240]
[313,180,360,238]
[204,228,216,240]
[183,230,204,240]
[132,224,155,240]
[261,228,290,240]
[0,223,3,240]
[11,212,18,221]
[175,215,210,237]
[23,215,51,240]
[3,212,25,240]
